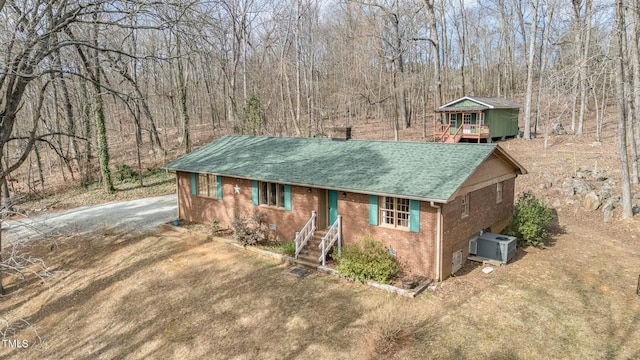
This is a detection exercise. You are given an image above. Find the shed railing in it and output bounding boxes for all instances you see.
[295,211,316,258]
[462,124,490,135]
[319,215,341,266]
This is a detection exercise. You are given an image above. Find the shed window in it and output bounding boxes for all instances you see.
[380,197,410,228]
[496,182,504,203]
[259,181,285,208]
[197,174,217,198]
[461,194,469,218]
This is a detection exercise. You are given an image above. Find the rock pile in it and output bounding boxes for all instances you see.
[549,166,639,221]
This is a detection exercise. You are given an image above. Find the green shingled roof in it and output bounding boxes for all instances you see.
[437,96,520,111]
[163,135,522,202]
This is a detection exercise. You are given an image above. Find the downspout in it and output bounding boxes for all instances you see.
[430,201,442,281]
[175,173,179,220]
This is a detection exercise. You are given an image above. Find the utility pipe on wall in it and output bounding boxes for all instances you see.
[430,201,442,281]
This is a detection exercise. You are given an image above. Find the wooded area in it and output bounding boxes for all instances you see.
[0,0,638,217]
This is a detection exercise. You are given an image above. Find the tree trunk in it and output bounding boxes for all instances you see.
[614,0,634,219]
[80,78,93,187]
[576,0,592,137]
[94,79,114,193]
[0,214,3,295]
[628,0,640,184]
[176,35,190,153]
[424,0,442,106]
[523,0,539,140]
[0,160,12,213]
[92,16,114,193]
[34,145,45,193]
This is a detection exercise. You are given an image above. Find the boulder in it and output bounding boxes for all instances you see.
[562,178,576,196]
[583,192,601,211]
[604,208,614,222]
[552,122,566,135]
[591,170,608,181]
[575,171,589,180]
[602,196,620,213]
[573,179,592,194]
[546,176,560,188]
[598,183,614,201]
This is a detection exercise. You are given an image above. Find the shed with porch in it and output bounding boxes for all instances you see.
[163,135,526,281]
[434,96,520,143]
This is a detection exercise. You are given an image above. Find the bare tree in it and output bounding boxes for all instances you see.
[423,0,443,106]
[522,0,540,140]
[575,0,592,137]
[613,0,633,219]
[627,0,640,184]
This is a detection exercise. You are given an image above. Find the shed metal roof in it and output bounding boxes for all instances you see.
[163,135,525,203]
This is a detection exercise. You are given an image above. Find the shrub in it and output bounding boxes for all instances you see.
[507,191,554,247]
[232,212,269,246]
[332,235,399,284]
[211,219,220,232]
[279,240,296,257]
[114,163,139,182]
[144,167,163,177]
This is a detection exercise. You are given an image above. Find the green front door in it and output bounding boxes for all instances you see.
[328,190,338,225]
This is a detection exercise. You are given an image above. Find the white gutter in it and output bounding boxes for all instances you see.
[430,201,442,281]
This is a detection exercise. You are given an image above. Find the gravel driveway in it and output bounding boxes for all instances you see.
[2,194,178,243]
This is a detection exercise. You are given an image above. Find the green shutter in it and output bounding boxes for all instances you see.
[190,173,197,195]
[216,176,222,199]
[284,184,291,210]
[251,180,258,205]
[409,200,420,233]
[369,195,378,225]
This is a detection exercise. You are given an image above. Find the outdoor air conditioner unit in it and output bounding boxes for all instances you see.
[468,233,517,264]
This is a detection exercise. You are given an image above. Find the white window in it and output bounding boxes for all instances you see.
[461,194,469,218]
[463,113,472,124]
[380,197,410,228]
[496,182,504,203]
[197,174,217,198]
[259,181,285,208]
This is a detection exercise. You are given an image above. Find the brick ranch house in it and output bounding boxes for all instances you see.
[163,134,527,280]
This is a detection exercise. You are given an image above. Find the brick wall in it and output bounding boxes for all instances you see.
[177,172,317,242]
[440,177,516,277]
[176,171,517,280]
[176,171,439,279]
[338,192,438,279]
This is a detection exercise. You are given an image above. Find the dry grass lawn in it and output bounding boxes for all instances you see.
[2,209,639,359]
